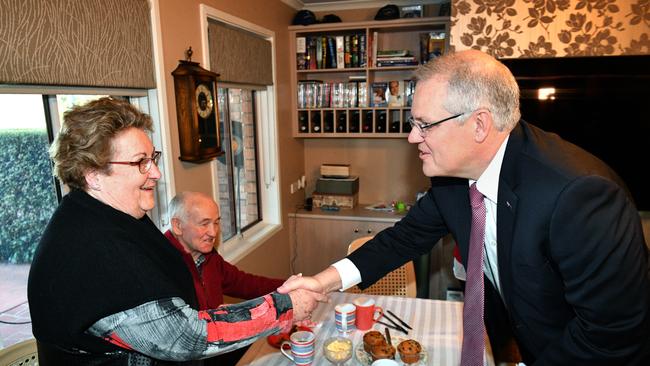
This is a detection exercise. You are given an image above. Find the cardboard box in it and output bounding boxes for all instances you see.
[320,164,350,178]
[312,192,358,209]
[316,176,359,195]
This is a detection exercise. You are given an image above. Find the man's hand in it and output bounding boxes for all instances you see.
[278,267,343,295]
[288,288,328,321]
[279,273,324,294]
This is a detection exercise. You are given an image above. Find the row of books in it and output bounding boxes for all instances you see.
[371,80,416,107]
[368,35,416,68]
[297,81,368,108]
[375,56,419,67]
[296,34,367,70]
[296,30,445,70]
[297,80,416,108]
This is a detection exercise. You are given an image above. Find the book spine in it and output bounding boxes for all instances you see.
[358,82,368,107]
[296,37,306,70]
[336,36,345,69]
[308,36,317,69]
[376,60,419,67]
[327,36,337,69]
[315,36,322,69]
[321,37,327,69]
[372,31,378,67]
[344,35,351,68]
[359,34,366,68]
[351,34,358,68]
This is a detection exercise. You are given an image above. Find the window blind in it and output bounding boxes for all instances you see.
[0,0,154,88]
[208,20,273,86]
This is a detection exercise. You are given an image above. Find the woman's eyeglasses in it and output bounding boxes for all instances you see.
[109,151,161,174]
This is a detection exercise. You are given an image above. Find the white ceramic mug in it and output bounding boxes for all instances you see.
[334,303,356,333]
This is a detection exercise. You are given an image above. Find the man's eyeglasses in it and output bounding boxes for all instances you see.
[109,151,161,174]
[407,113,465,136]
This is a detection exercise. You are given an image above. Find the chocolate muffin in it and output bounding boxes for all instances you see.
[397,339,422,364]
[363,330,386,353]
[370,343,396,361]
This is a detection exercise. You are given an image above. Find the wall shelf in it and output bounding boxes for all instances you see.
[289,16,450,138]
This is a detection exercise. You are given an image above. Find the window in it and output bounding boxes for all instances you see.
[202,5,281,263]
[216,87,261,242]
[0,90,166,349]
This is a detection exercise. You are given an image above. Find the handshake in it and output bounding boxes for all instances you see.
[279,266,343,322]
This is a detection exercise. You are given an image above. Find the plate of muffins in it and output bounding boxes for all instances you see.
[355,330,427,365]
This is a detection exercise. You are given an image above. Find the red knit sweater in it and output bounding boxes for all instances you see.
[164,230,284,310]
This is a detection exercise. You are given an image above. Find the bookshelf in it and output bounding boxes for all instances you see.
[289,17,450,138]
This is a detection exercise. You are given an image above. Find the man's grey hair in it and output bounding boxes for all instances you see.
[168,191,215,222]
[168,192,192,222]
[414,50,520,131]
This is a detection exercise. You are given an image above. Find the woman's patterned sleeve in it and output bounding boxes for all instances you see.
[87,292,293,361]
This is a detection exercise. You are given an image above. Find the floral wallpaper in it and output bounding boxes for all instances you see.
[450,0,650,58]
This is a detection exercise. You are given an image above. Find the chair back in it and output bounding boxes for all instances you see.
[346,236,417,297]
[0,339,38,366]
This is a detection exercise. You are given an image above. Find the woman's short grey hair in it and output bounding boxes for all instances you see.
[414,50,520,131]
[49,97,153,190]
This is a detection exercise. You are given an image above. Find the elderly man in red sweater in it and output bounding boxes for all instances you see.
[165,191,284,365]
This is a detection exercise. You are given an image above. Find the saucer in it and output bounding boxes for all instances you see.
[354,336,428,366]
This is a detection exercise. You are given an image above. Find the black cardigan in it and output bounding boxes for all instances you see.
[28,190,198,364]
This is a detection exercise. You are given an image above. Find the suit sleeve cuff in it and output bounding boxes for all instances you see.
[331,258,361,291]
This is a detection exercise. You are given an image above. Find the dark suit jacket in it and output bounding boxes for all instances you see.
[347,121,650,365]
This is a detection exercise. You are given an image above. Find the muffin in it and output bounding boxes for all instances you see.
[363,330,386,353]
[370,343,396,361]
[397,339,422,364]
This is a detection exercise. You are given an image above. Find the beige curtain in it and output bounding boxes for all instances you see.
[0,0,155,88]
[208,19,273,85]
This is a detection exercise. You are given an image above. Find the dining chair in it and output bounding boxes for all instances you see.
[346,236,417,298]
[0,338,38,366]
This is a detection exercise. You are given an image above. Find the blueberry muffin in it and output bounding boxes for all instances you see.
[363,330,386,353]
[370,343,396,361]
[397,339,422,364]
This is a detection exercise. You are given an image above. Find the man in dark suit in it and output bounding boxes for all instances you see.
[279,50,650,365]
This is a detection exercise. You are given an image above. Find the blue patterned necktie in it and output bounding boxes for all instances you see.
[461,183,486,366]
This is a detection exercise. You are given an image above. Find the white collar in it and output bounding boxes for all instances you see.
[470,136,509,204]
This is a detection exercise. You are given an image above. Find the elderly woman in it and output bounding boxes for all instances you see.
[28,98,323,365]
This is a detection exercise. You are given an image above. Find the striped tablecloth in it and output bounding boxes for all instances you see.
[236,292,463,366]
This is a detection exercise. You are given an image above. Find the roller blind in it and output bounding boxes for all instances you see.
[0,0,155,88]
[208,20,273,85]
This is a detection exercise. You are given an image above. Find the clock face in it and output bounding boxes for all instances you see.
[195,83,214,119]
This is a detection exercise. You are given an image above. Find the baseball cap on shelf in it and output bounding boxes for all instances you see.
[374,5,400,20]
[321,14,342,23]
[292,10,317,26]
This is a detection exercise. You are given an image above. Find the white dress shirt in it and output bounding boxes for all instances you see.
[333,136,511,298]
